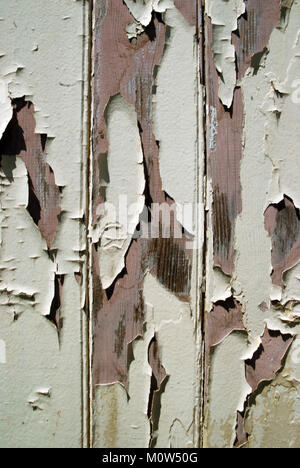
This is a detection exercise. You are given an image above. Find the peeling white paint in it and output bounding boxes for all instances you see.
[0,80,12,140]
[2,0,299,451]
[0,157,55,318]
[143,274,195,448]
[92,94,145,290]
[124,0,174,26]
[205,333,250,448]
[206,0,245,108]
[153,6,198,234]
[94,331,152,448]
[94,273,196,448]
[126,22,145,40]
[235,5,300,336]
[206,0,300,448]
[211,268,232,303]
[28,387,52,411]
[246,378,300,448]
[0,0,89,448]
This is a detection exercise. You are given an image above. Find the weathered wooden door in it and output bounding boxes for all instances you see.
[0,0,300,449]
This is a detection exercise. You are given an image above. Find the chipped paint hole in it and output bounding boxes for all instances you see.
[0,98,26,158]
[47,274,65,333]
[144,12,163,42]
[40,134,47,152]
[105,266,127,300]
[148,336,168,448]
[74,271,82,286]
[251,47,269,75]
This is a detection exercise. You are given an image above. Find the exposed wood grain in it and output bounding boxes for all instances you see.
[206,0,281,276]
[265,196,300,287]
[233,0,281,79]
[245,327,293,392]
[0,98,61,249]
[205,18,243,275]
[206,298,245,349]
[92,0,195,388]
[235,328,294,447]
[174,0,197,27]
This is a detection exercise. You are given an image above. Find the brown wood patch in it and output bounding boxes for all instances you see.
[92,0,197,388]
[0,97,61,249]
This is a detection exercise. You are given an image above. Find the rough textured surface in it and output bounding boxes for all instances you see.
[92,0,196,383]
[92,0,201,447]
[205,18,244,275]
[204,0,300,449]
[2,0,300,450]
[245,327,294,392]
[0,98,61,249]
[265,196,300,287]
[0,0,89,448]
[233,0,281,79]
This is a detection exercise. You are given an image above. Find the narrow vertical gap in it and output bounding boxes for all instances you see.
[80,0,87,449]
[194,0,202,448]
[87,0,94,449]
[199,0,209,450]
[81,0,93,449]
[194,0,208,449]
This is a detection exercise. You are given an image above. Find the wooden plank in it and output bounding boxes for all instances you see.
[0,0,90,448]
[91,0,205,448]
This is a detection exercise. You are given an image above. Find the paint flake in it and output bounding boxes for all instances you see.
[235,327,293,447]
[0,98,61,249]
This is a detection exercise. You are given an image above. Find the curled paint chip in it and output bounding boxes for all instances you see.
[126,22,145,40]
[206,0,245,108]
[206,297,245,349]
[124,0,173,26]
[235,327,294,447]
[205,297,245,405]
[245,327,294,392]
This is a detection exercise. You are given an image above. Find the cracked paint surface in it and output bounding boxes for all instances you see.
[92,0,201,448]
[0,97,61,249]
[205,0,300,449]
[265,196,300,287]
[0,0,89,448]
[206,0,245,108]
[205,0,281,276]
[1,0,300,450]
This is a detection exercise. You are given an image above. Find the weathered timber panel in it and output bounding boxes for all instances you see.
[0,0,90,448]
[1,0,300,450]
[204,0,300,448]
[91,0,204,448]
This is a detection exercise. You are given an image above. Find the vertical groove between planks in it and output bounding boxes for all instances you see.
[200,0,209,449]
[81,0,94,449]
